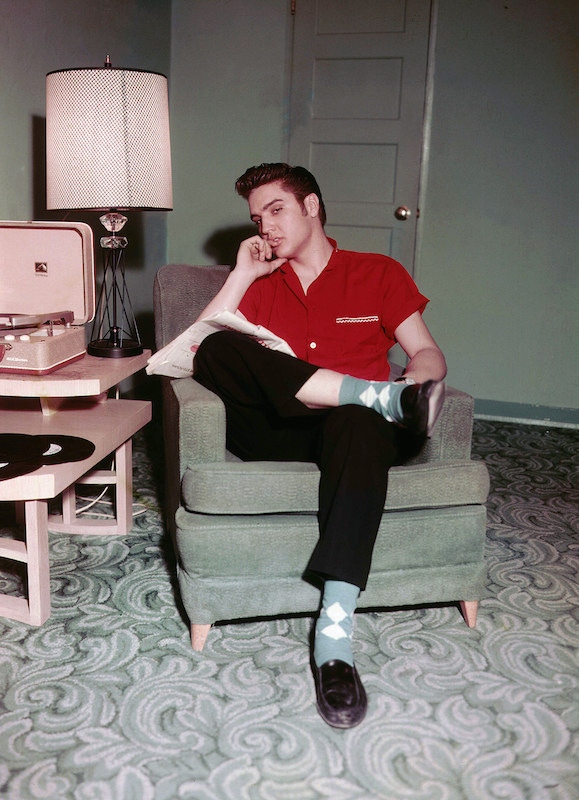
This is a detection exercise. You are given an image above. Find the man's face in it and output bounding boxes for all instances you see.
[248,181,317,260]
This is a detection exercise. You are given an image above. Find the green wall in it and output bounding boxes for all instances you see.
[167,0,290,267]
[417,0,578,419]
[0,0,172,348]
[0,0,576,421]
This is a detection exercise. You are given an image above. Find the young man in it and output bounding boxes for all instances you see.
[193,163,447,728]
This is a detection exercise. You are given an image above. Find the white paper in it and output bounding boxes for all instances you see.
[146,309,296,378]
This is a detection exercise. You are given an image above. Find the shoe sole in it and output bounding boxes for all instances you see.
[427,381,445,437]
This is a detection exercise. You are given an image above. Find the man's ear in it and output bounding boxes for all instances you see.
[303,192,320,218]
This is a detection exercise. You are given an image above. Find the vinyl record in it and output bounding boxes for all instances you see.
[0,457,44,481]
[0,433,48,463]
[35,435,95,465]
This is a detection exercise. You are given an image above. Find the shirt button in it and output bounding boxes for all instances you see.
[309,341,317,349]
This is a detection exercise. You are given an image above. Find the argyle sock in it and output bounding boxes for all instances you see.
[314,580,360,668]
[339,375,405,423]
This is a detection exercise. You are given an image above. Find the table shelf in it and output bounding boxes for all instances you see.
[0,351,152,626]
[0,351,150,399]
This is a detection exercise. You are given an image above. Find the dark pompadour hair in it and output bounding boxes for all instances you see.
[235,163,327,226]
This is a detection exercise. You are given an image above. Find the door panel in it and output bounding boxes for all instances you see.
[313,58,403,119]
[316,0,407,34]
[288,0,433,273]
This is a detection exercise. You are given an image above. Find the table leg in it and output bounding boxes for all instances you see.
[48,439,134,536]
[0,499,51,625]
[25,500,51,625]
[114,438,133,535]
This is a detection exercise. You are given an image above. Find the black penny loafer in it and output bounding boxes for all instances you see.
[313,659,368,729]
[400,380,445,438]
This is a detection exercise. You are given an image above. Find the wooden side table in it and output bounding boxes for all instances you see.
[0,351,151,415]
[0,352,152,625]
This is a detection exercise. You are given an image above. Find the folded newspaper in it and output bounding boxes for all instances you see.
[146,309,296,378]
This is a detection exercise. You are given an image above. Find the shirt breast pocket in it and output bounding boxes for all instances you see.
[334,315,381,351]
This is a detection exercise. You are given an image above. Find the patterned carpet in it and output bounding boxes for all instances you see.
[0,419,577,800]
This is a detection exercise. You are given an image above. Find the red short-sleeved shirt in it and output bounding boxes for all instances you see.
[238,241,428,381]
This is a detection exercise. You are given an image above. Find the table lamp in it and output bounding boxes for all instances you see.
[45,56,172,357]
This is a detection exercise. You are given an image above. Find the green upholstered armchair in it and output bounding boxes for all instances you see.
[153,263,490,651]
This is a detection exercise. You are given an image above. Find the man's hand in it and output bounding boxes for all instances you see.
[193,236,287,322]
[236,235,287,278]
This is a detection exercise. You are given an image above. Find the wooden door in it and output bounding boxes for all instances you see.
[287,0,433,274]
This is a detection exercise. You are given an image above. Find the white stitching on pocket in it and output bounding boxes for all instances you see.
[335,316,380,324]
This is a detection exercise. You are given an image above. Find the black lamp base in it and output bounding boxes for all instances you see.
[87,338,143,358]
[89,213,143,360]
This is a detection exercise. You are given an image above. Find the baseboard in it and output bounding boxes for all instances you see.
[474,399,578,429]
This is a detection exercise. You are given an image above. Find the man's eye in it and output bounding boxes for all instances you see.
[273,207,282,214]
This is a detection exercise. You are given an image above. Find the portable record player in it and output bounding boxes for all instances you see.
[0,220,95,374]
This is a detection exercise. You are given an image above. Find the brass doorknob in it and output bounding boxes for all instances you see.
[394,206,412,220]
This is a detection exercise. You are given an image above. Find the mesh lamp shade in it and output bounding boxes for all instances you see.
[46,66,172,211]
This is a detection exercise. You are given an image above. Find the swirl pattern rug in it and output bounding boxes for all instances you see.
[0,420,577,800]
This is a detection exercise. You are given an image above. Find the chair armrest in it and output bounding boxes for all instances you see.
[166,377,227,476]
[159,376,226,539]
[411,386,475,464]
[165,377,473,475]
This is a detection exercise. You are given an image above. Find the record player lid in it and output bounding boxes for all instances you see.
[0,220,95,326]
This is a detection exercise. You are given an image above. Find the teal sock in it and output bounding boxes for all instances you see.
[339,375,405,423]
[314,580,360,668]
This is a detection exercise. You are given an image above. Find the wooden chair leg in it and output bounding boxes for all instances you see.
[190,623,212,651]
[459,600,478,628]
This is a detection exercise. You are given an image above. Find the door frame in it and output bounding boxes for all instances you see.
[414,0,439,284]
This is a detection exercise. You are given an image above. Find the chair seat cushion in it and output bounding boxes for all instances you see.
[174,505,486,583]
[181,459,489,515]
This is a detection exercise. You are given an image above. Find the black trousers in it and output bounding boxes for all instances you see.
[193,331,423,590]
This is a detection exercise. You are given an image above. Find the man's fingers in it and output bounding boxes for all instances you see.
[251,237,272,262]
[238,236,283,273]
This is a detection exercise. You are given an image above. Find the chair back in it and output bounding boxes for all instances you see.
[153,263,232,349]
